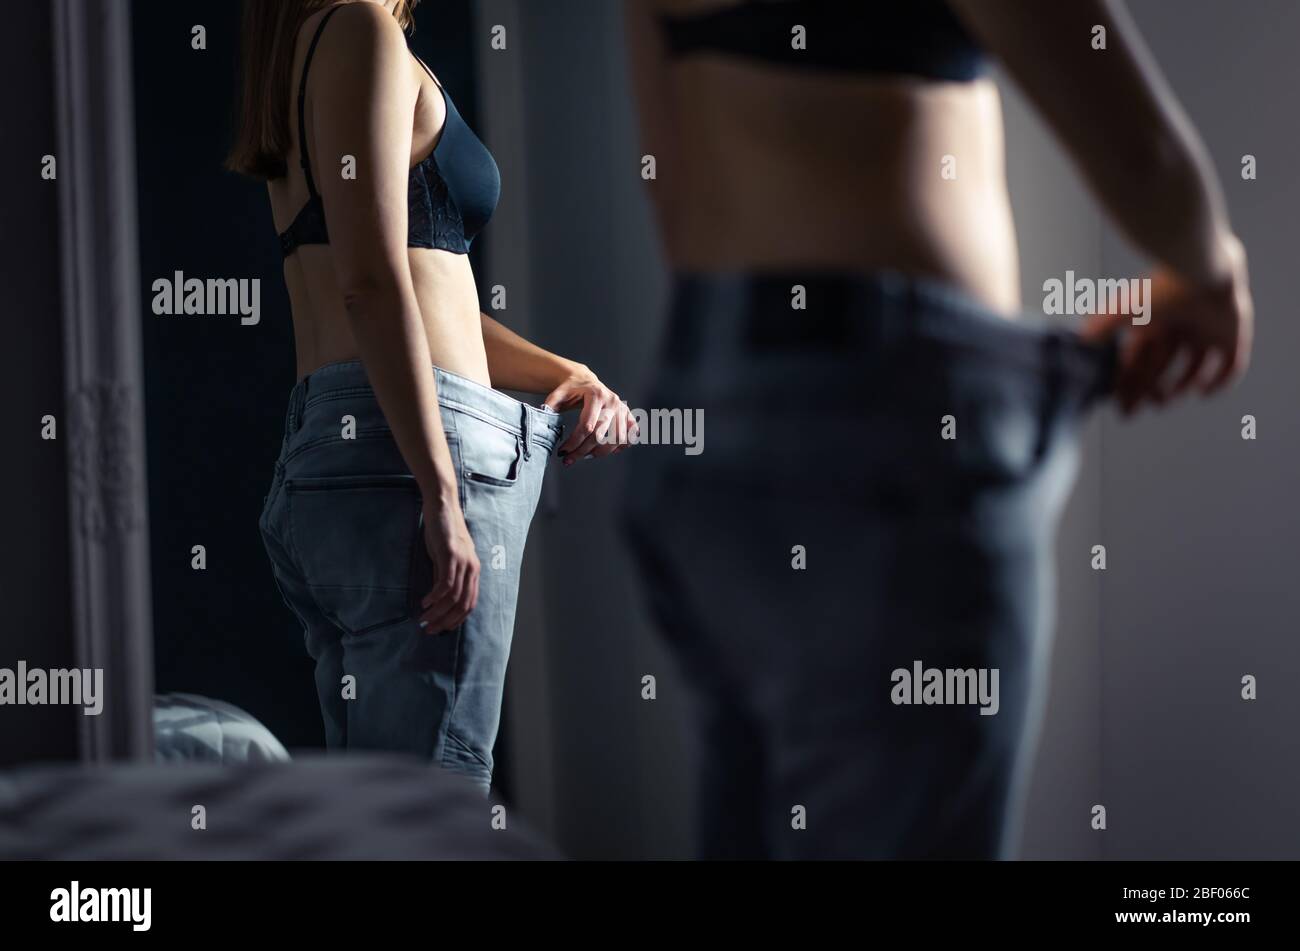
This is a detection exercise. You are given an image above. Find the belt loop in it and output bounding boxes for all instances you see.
[292,378,308,434]
[520,404,532,461]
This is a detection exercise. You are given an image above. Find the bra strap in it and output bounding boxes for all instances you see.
[411,51,444,92]
[297,4,344,199]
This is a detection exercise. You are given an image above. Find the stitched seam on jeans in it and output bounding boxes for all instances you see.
[300,394,557,453]
[303,386,376,409]
[442,721,491,770]
[342,612,411,638]
[437,622,465,762]
[464,470,517,488]
[440,398,524,439]
[282,430,400,466]
[269,568,313,641]
[285,487,304,577]
[443,398,559,449]
[448,415,467,514]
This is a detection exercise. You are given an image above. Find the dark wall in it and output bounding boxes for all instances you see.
[0,0,78,766]
[132,2,480,749]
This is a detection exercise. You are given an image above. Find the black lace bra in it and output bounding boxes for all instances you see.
[659,0,988,81]
[278,4,501,258]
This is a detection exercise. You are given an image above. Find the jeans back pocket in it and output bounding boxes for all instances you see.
[285,473,424,635]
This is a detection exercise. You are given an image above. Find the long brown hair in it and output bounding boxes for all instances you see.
[226,0,420,180]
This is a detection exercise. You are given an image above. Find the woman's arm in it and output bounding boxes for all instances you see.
[948,0,1253,411]
[949,0,1233,284]
[310,4,477,630]
[480,313,637,464]
[480,311,590,395]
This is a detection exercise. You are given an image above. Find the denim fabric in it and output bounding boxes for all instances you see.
[623,271,1117,859]
[259,361,560,793]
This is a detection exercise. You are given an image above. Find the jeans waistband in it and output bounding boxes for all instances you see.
[665,270,1119,402]
[283,360,564,454]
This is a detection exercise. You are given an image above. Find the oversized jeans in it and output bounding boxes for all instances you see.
[623,271,1118,859]
[259,361,560,792]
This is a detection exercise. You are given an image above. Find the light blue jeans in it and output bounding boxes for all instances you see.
[259,361,560,792]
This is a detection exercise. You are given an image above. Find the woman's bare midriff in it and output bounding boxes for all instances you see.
[659,60,1022,317]
[278,246,490,384]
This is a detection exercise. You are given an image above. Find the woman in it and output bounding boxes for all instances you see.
[229,0,633,793]
[622,0,1253,857]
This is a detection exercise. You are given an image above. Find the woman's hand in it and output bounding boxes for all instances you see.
[544,370,639,466]
[1086,234,1254,415]
[418,495,479,633]
[476,317,638,462]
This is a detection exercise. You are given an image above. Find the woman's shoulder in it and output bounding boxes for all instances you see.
[310,2,411,63]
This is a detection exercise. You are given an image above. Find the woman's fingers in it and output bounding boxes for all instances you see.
[595,405,617,442]
[422,580,471,632]
[559,393,604,458]
[594,402,638,457]
[572,399,641,461]
[460,571,475,615]
[421,567,455,611]
[559,389,635,464]
[1105,258,1253,413]
[542,380,576,414]
[1163,343,1210,400]
[1142,335,1180,408]
[547,376,638,464]
[1203,328,1250,394]
[415,500,480,632]
[420,555,479,633]
[1119,331,1173,414]
[569,400,638,462]
[420,561,461,631]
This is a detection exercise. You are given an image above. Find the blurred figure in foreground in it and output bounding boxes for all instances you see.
[622,0,1252,858]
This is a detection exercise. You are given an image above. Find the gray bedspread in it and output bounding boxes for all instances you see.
[0,754,556,859]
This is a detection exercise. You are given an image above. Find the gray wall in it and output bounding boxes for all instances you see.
[1095,0,1300,859]
[487,0,1298,860]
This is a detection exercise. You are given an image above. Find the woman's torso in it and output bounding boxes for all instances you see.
[267,6,492,383]
[649,0,1021,317]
